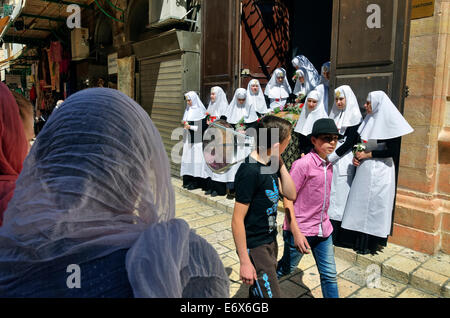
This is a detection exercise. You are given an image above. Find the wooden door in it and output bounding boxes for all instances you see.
[240,0,291,89]
[201,0,240,102]
[330,0,412,114]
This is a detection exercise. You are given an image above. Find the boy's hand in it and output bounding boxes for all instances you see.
[293,231,311,254]
[240,262,258,285]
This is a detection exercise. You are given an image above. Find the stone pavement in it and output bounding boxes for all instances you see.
[172,177,450,298]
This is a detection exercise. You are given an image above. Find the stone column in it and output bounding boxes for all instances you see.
[391,0,450,255]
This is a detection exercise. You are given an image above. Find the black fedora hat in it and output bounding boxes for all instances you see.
[307,118,343,140]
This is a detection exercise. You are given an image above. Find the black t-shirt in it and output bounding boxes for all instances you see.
[235,156,280,249]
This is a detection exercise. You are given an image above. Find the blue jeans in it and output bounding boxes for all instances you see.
[277,231,339,298]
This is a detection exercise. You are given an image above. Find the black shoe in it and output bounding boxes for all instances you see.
[187,184,198,190]
[205,189,213,195]
[211,190,218,197]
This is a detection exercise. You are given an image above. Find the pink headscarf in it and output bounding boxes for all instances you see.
[0,82,28,225]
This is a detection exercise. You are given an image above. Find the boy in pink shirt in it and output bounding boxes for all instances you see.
[277,118,340,298]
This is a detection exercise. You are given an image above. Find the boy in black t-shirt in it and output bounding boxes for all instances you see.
[232,115,297,298]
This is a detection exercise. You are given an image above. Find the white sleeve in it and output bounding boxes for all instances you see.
[189,125,198,132]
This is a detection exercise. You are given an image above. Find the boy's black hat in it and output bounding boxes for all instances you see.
[307,118,343,140]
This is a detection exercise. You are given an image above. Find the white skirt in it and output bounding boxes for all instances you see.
[341,156,396,238]
[328,141,356,221]
[180,137,208,178]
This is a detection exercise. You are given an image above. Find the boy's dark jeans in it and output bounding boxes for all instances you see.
[248,240,281,298]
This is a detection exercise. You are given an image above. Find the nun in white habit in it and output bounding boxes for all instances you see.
[291,55,321,87]
[247,79,270,115]
[207,86,229,123]
[293,68,316,100]
[294,89,328,156]
[326,85,363,230]
[315,61,331,114]
[225,88,259,129]
[264,68,292,111]
[181,91,209,190]
[340,91,413,254]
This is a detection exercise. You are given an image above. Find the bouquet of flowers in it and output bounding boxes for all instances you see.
[292,72,299,82]
[272,107,282,114]
[236,117,246,132]
[352,140,368,156]
[205,112,217,124]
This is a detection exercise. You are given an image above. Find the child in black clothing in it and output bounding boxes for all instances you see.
[232,115,297,298]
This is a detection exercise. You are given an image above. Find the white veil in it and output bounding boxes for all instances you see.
[264,68,292,99]
[329,85,362,132]
[247,79,269,114]
[226,88,259,124]
[294,90,328,136]
[0,88,229,297]
[207,86,229,118]
[183,91,207,122]
[358,91,414,141]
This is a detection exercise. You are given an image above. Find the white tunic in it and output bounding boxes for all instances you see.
[180,126,208,178]
[340,140,396,238]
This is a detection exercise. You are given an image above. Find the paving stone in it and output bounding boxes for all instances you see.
[336,259,353,275]
[355,250,396,269]
[308,285,323,298]
[377,277,408,296]
[350,287,395,298]
[382,255,421,284]
[180,213,204,222]
[212,243,230,255]
[220,239,237,251]
[397,287,437,298]
[337,278,361,298]
[220,256,238,268]
[193,227,215,236]
[340,266,367,287]
[293,266,321,290]
[334,247,357,264]
[197,209,219,217]
[280,280,308,298]
[421,257,450,277]
[297,253,316,271]
[203,230,234,244]
[410,267,449,296]
[399,249,432,263]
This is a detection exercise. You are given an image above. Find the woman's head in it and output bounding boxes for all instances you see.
[276,71,285,84]
[334,88,346,110]
[185,93,193,107]
[210,88,217,103]
[250,80,260,94]
[235,88,247,105]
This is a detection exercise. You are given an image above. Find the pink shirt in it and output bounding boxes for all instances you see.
[283,150,334,238]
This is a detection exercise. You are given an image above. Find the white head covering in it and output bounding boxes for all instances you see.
[294,89,329,136]
[207,86,229,118]
[320,61,331,86]
[292,57,301,69]
[293,67,315,97]
[264,68,292,99]
[329,85,363,132]
[226,88,259,124]
[183,91,207,122]
[0,88,229,297]
[246,79,269,114]
[357,91,414,141]
[292,55,321,87]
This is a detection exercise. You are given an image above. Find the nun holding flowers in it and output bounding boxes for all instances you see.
[207,86,229,124]
[326,85,362,244]
[0,88,229,297]
[339,91,413,254]
[264,68,292,111]
[181,91,209,191]
[225,88,259,131]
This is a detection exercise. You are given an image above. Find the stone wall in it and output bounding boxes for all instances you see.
[391,0,450,254]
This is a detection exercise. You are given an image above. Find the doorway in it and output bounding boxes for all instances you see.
[240,0,333,89]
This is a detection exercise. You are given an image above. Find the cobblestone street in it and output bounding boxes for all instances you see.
[173,178,449,298]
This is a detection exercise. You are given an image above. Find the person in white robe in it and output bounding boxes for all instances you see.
[246,79,270,115]
[264,68,292,111]
[340,90,414,254]
[181,91,208,190]
[326,85,363,228]
[315,61,331,114]
[206,86,229,124]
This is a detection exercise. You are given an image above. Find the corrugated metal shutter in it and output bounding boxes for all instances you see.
[140,55,184,176]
